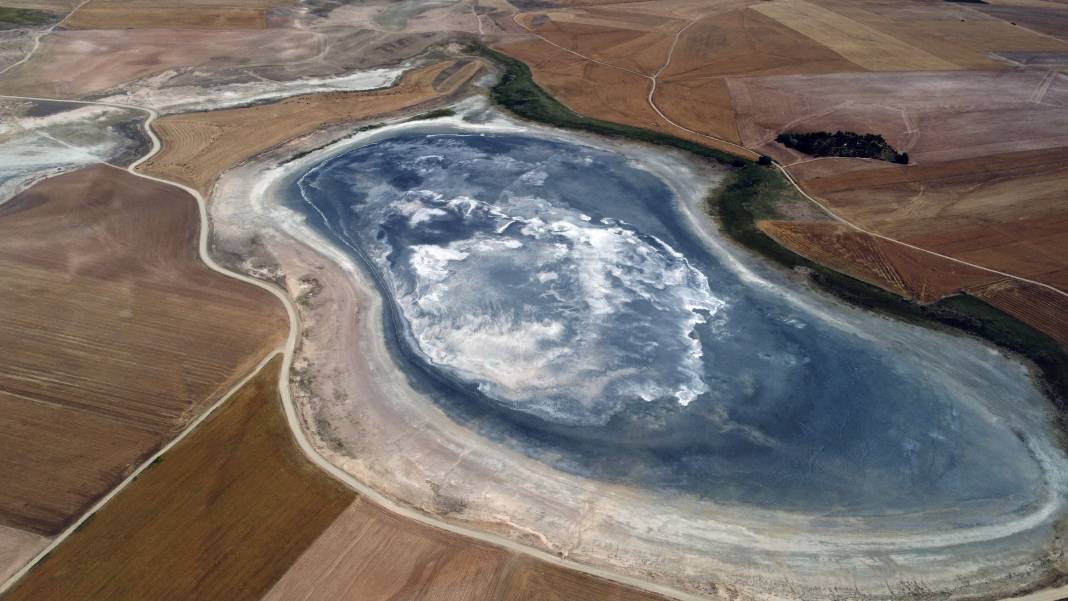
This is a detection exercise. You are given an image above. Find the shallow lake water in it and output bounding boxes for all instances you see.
[291,131,1060,522]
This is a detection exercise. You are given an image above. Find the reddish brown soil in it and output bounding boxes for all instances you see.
[793,147,1068,289]
[1,358,354,601]
[0,165,286,535]
[759,220,1003,302]
[971,280,1068,350]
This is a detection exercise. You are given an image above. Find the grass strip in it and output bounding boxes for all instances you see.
[0,7,55,28]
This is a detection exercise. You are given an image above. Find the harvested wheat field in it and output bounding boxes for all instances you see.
[1,358,354,601]
[971,280,1068,350]
[63,3,270,30]
[63,0,295,30]
[140,59,482,194]
[788,146,1068,287]
[0,165,286,536]
[759,220,1003,302]
[0,28,319,97]
[262,498,670,601]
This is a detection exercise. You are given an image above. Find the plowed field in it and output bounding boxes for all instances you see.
[0,166,285,535]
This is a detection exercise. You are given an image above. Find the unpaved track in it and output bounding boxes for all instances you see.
[0,0,92,77]
[509,16,1068,302]
[2,64,1068,600]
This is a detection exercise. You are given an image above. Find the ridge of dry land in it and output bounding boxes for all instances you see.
[139,59,483,195]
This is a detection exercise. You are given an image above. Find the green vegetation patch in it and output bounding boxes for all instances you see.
[0,6,55,29]
[469,44,745,167]
[777,130,909,164]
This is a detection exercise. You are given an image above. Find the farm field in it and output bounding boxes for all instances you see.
[262,497,670,601]
[0,358,354,601]
[63,4,270,30]
[140,59,482,194]
[0,28,320,97]
[0,165,285,537]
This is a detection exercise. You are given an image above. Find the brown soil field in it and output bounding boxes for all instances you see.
[140,59,483,194]
[514,9,679,76]
[751,0,959,71]
[1,357,355,601]
[791,147,1068,288]
[263,497,670,601]
[495,35,750,156]
[0,28,319,97]
[0,0,78,11]
[979,4,1068,41]
[760,220,1068,357]
[650,6,862,144]
[0,165,286,535]
[759,220,1003,302]
[971,280,1068,350]
[658,8,861,80]
[727,70,1068,160]
[2,348,669,601]
[814,0,1068,69]
[64,4,269,30]
[494,0,1068,345]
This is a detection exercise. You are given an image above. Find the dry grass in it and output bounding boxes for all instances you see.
[140,60,483,194]
[263,498,671,601]
[64,3,268,30]
[0,28,319,97]
[1,357,355,601]
[759,220,1002,302]
[752,0,958,71]
[0,166,286,535]
[791,146,1068,289]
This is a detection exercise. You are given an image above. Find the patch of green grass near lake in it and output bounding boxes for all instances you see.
[471,42,1068,412]
[0,6,55,29]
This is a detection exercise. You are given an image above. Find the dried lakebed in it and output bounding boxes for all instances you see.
[223,114,1068,599]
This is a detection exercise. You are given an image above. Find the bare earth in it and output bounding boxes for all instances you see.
[140,59,483,194]
[0,165,286,536]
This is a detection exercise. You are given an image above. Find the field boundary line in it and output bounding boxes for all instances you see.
[509,14,1068,301]
[0,348,283,596]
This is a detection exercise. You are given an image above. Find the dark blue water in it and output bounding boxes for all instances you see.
[292,132,1048,517]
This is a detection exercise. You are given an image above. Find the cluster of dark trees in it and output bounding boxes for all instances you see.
[776,131,909,164]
